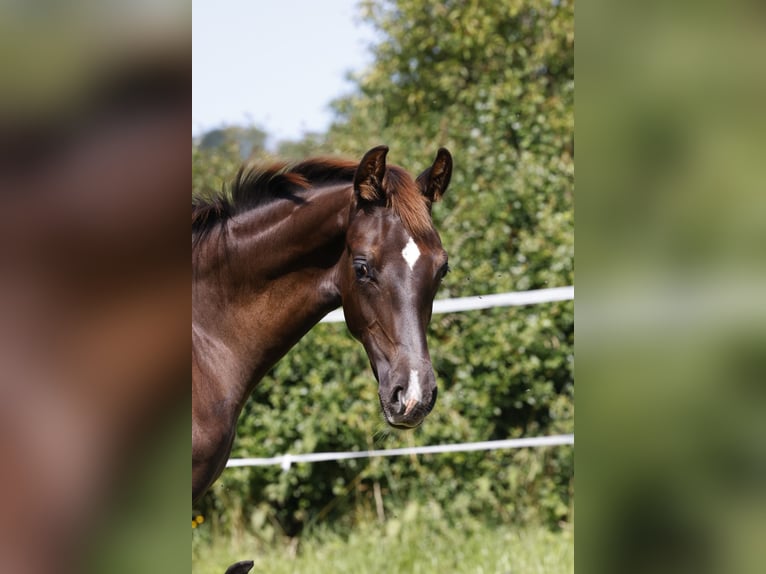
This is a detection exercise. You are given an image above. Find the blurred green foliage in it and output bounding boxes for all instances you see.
[193,0,573,538]
[576,2,766,574]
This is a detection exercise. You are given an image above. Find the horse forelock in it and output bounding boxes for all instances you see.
[382,166,434,239]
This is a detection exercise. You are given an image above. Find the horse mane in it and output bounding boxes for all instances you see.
[192,156,433,249]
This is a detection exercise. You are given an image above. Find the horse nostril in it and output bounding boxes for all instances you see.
[390,386,404,412]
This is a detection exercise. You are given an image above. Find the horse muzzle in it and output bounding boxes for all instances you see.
[378,367,438,429]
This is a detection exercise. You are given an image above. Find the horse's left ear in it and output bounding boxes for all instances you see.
[354,145,389,203]
[416,147,452,205]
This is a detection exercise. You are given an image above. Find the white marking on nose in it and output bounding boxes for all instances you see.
[405,369,422,403]
[401,237,421,271]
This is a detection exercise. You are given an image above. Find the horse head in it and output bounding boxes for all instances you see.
[339,145,452,429]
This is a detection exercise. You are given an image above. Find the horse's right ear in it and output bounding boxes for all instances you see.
[354,145,389,203]
[416,147,452,205]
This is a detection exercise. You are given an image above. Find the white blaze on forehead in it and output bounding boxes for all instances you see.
[401,236,421,271]
[405,369,422,403]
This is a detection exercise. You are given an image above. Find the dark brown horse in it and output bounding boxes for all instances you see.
[192,145,452,502]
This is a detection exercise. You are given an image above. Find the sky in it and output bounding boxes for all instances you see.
[192,0,375,144]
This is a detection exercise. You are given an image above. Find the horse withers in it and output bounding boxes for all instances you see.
[192,145,452,502]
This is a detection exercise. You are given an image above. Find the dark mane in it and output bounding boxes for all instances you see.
[192,156,433,249]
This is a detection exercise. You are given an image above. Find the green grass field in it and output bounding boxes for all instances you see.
[192,518,573,574]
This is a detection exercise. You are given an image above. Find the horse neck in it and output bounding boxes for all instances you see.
[192,183,352,410]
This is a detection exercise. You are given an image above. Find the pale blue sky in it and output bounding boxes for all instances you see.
[192,0,374,143]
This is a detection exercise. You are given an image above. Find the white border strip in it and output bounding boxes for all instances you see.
[320,286,574,323]
[226,434,574,471]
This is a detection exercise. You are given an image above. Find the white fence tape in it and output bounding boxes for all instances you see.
[320,286,574,323]
[227,434,574,471]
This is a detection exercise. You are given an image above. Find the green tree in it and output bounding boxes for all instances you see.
[193,125,270,201]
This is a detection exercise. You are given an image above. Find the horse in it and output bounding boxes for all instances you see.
[224,560,254,574]
[192,145,453,502]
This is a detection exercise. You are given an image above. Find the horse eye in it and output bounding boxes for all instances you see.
[354,262,369,279]
[439,263,450,279]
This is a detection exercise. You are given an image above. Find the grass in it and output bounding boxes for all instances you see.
[192,514,573,574]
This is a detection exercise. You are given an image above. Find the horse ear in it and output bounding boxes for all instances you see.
[416,147,452,204]
[354,145,389,203]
